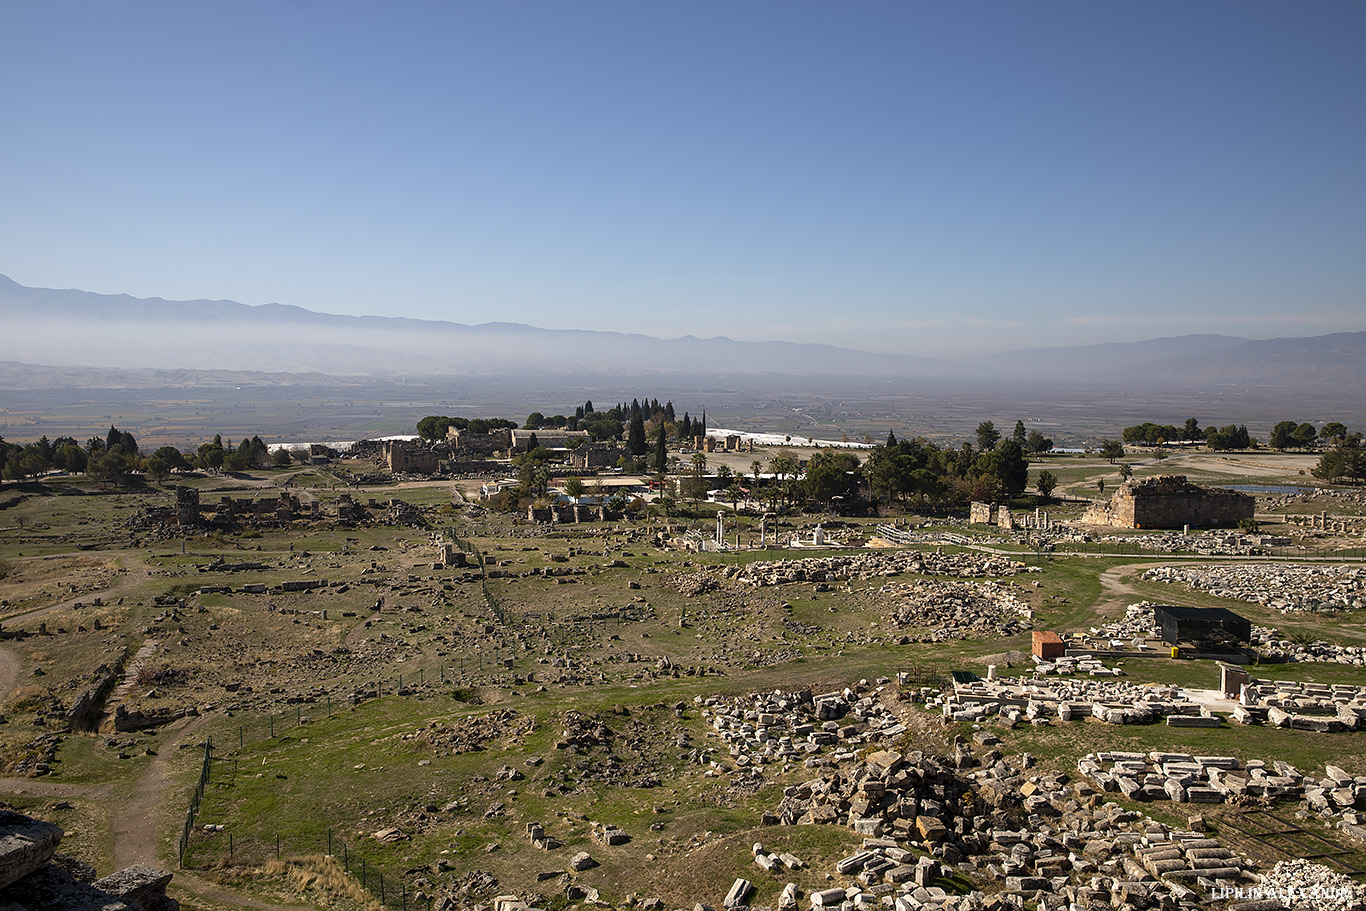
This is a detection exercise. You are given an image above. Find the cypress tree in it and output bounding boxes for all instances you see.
[653,423,667,473]
[628,414,647,456]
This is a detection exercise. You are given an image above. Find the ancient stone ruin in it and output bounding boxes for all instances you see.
[1080,476,1254,530]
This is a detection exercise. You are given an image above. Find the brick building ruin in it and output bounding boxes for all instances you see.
[1080,475,1254,529]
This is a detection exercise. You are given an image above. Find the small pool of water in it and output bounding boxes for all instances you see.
[1226,485,1315,495]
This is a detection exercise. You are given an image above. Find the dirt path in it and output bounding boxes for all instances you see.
[1092,563,1155,619]
[0,715,313,911]
[167,870,319,911]
[0,645,22,702]
[110,714,318,911]
[2,549,155,625]
[111,713,213,870]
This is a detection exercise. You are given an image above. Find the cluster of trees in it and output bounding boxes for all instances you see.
[862,429,1030,509]
[1121,418,1205,445]
[976,420,1054,455]
[1204,425,1252,451]
[1312,423,1365,484]
[0,425,152,483]
[415,415,519,441]
[1120,418,1251,451]
[0,426,294,484]
[418,398,698,450]
[1269,420,1321,451]
[689,423,1049,514]
[530,399,691,444]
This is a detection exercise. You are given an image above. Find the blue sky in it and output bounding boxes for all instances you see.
[4,2,1364,356]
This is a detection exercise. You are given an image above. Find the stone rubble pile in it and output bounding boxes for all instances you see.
[1249,628,1366,666]
[1079,752,1366,836]
[724,551,1034,588]
[1258,859,1366,911]
[1045,529,1267,556]
[1079,751,1284,804]
[1263,486,1366,509]
[670,571,721,596]
[1141,563,1366,613]
[1031,654,1125,677]
[940,676,1196,726]
[701,686,908,771]
[1231,678,1366,732]
[402,709,534,754]
[1089,603,1159,642]
[754,735,1261,911]
[882,581,1033,642]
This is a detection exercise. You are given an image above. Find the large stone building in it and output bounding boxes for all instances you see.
[382,440,439,473]
[1080,475,1254,529]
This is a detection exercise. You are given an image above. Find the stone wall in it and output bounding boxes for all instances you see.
[1080,475,1254,529]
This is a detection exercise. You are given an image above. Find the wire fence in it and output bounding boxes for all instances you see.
[184,805,435,910]
[449,529,508,624]
[178,739,214,867]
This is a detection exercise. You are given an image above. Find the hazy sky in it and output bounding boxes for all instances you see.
[4,2,1364,356]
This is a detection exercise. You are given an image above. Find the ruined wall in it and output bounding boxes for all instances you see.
[1081,475,1254,529]
[450,428,512,455]
[569,442,626,470]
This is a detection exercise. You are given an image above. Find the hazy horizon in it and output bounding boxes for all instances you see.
[4,3,1365,359]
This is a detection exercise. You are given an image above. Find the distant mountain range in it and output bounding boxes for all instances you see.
[2,273,1363,392]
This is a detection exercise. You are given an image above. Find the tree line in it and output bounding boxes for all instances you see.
[0,426,299,484]
[1120,418,1251,451]
[1118,416,1362,453]
[417,398,705,449]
